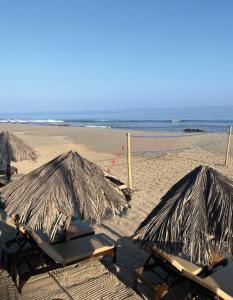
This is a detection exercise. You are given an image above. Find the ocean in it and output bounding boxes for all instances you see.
[0,106,233,133]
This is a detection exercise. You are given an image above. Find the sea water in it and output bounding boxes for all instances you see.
[0,106,233,133]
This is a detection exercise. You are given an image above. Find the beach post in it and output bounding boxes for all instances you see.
[127,132,132,189]
[225,126,232,167]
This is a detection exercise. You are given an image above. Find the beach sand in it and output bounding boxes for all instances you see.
[0,123,233,299]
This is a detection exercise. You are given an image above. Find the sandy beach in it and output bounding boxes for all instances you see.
[1,0,233,298]
[0,123,233,299]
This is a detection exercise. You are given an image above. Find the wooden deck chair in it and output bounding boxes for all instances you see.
[183,263,233,300]
[0,165,18,176]
[1,218,31,263]
[133,247,203,300]
[2,219,95,268]
[0,173,22,187]
[152,248,203,275]
[6,229,116,293]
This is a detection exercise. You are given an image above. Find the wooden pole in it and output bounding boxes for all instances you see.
[127,132,132,189]
[50,212,63,241]
[225,126,232,167]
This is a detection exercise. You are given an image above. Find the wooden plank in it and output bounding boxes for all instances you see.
[225,126,232,167]
[118,184,127,190]
[127,132,132,189]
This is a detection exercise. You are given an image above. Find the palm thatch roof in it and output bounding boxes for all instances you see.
[133,165,233,265]
[0,151,131,235]
[0,130,38,164]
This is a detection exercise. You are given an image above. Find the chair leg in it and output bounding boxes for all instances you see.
[154,283,169,300]
[134,267,170,300]
[133,268,141,291]
[133,267,144,291]
[1,249,5,263]
[18,278,27,294]
[112,246,117,263]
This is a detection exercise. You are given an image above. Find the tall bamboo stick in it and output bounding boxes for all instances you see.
[225,126,232,167]
[127,132,132,189]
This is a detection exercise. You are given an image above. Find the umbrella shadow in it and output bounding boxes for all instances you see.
[101,236,151,299]
[48,272,75,300]
[0,217,18,262]
[101,237,200,300]
[100,223,123,239]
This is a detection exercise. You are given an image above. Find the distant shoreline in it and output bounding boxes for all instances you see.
[1,106,233,133]
[0,120,211,134]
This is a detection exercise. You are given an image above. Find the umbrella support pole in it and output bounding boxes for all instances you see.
[50,213,63,241]
[143,254,154,268]
[6,164,11,180]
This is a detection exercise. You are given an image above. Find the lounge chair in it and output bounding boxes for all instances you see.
[5,228,116,292]
[183,264,233,300]
[0,173,23,187]
[133,246,228,300]
[0,165,18,176]
[133,247,203,300]
[2,220,95,264]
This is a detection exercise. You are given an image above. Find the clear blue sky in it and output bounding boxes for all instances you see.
[0,0,233,112]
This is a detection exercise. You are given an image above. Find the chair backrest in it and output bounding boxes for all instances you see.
[28,228,64,264]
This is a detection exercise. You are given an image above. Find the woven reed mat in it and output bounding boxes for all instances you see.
[18,259,141,300]
[0,268,20,300]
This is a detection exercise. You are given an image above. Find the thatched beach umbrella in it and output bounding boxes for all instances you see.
[133,165,233,265]
[0,130,37,179]
[0,151,131,237]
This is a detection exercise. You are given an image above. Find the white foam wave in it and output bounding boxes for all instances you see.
[171,119,182,123]
[0,119,64,124]
[85,125,111,128]
[29,119,64,123]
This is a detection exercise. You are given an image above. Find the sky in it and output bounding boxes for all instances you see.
[0,0,233,112]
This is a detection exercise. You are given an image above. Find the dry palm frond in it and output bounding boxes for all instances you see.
[1,151,131,235]
[0,130,38,164]
[133,165,233,265]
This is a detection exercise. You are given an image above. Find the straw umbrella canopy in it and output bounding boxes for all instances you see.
[0,150,131,236]
[133,165,233,265]
[0,130,37,178]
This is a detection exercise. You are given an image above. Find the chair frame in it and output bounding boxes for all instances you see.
[182,266,231,300]
[3,229,116,293]
[133,250,185,300]
[0,164,18,176]
[9,243,116,293]
[184,282,225,300]
[133,248,228,300]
